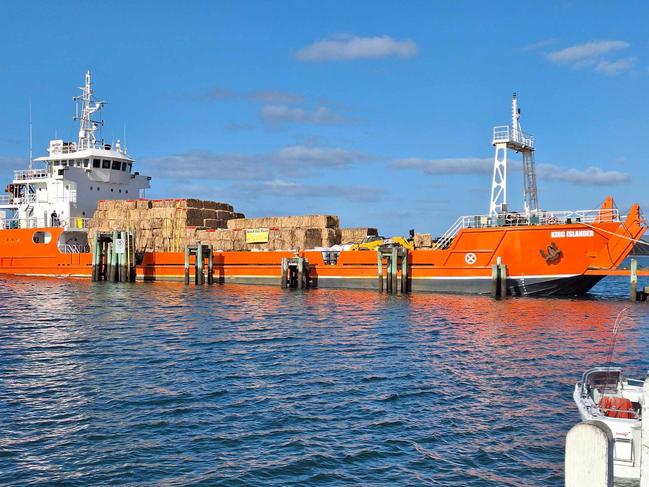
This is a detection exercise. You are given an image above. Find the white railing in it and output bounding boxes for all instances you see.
[492,125,535,149]
[0,195,12,205]
[433,208,621,249]
[0,216,91,230]
[58,243,90,253]
[14,169,49,180]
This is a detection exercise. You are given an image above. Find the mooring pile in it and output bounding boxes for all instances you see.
[88,199,381,252]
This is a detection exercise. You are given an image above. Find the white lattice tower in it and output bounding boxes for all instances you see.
[489,93,538,217]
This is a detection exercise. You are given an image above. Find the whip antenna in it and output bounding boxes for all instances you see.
[606,307,628,367]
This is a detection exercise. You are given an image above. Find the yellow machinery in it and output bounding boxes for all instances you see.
[349,236,415,251]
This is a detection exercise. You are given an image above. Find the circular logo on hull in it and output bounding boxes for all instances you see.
[465,253,477,265]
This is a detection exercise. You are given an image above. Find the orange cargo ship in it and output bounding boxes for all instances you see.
[0,75,645,296]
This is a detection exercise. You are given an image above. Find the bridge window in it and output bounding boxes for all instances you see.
[32,231,52,244]
[102,160,110,169]
[112,160,121,170]
[93,159,101,168]
[83,159,90,167]
[121,162,127,171]
[127,163,132,173]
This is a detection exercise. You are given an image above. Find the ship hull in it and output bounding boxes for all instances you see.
[0,204,643,298]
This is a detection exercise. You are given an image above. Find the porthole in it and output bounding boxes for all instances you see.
[90,186,93,190]
[32,231,52,244]
[110,188,114,192]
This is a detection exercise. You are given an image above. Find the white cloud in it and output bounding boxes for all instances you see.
[595,57,637,75]
[142,145,365,181]
[392,157,630,186]
[546,40,629,63]
[246,90,304,104]
[231,179,381,203]
[537,164,630,185]
[545,40,635,76]
[261,104,344,125]
[392,157,492,174]
[296,34,417,61]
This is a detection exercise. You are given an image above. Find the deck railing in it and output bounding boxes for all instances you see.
[492,125,535,149]
[433,208,621,249]
[14,169,49,180]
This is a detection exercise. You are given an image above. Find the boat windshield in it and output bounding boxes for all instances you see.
[584,369,621,392]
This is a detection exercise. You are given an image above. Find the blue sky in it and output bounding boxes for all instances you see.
[1,1,647,235]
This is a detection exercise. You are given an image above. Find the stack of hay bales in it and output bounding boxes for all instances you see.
[340,227,379,244]
[88,199,243,252]
[413,233,433,248]
[218,214,342,251]
[89,203,349,252]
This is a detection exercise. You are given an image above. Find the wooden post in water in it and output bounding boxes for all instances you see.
[499,263,507,298]
[401,249,409,294]
[386,254,392,294]
[377,251,383,292]
[297,258,304,289]
[565,421,613,487]
[184,246,190,285]
[491,264,500,298]
[119,231,127,282]
[92,234,99,281]
[280,257,288,288]
[391,247,398,294]
[197,243,204,285]
[207,244,214,285]
[111,230,119,282]
[640,374,649,486]
[128,232,136,282]
[630,258,638,302]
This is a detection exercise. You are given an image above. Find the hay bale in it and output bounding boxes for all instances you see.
[414,233,432,248]
[340,227,378,244]
[227,214,339,230]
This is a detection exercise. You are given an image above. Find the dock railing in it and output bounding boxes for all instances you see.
[433,208,621,250]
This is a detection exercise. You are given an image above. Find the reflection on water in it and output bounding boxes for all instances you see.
[0,276,647,486]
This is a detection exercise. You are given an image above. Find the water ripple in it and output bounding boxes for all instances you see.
[0,275,647,485]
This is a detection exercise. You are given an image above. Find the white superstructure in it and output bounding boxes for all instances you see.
[0,71,150,229]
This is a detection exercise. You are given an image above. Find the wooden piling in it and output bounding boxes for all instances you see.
[207,245,214,285]
[491,264,500,297]
[565,421,613,487]
[280,257,288,288]
[196,243,204,285]
[297,258,304,289]
[499,264,507,298]
[390,247,397,294]
[111,231,119,282]
[401,249,409,294]
[630,258,638,302]
[377,252,383,292]
[184,246,190,285]
[92,234,99,281]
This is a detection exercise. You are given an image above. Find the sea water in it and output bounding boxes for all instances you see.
[1,273,648,486]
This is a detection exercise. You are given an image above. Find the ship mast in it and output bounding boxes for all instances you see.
[74,70,105,150]
[489,93,539,217]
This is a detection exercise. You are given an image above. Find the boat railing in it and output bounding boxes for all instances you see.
[433,208,621,249]
[14,169,49,180]
[0,215,90,230]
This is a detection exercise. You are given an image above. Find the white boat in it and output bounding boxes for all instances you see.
[573,367,644,479]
